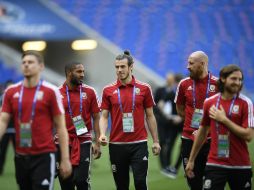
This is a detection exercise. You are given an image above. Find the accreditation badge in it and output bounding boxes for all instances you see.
[191,109,203,129]
[72,115,88,136]
[20,122,32,147]
[122,112,134,133]
[217,134,229,158]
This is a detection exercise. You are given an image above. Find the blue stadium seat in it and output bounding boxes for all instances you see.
[53,0,254,94]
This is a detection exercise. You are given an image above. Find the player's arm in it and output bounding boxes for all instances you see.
[54,114,72,178]
[0,112,11,140]
[186,125,210,178]
[92,112,101,159]
[145,107,161,155]
[99,109,109,146]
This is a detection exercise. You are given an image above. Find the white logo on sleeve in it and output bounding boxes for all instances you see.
[143,156,148,161]
[187,86,192,90]
[41,179,49,186]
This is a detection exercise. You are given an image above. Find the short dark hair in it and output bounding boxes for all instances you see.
[217,64,243,92]
[115,50,134,66]
[22,50,44,63]
[64,62,83,77]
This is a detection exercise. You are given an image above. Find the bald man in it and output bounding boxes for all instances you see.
[174,51,218,190]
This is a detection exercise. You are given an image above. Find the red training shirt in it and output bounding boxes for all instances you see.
[56,82,100,165]
[101,76,155,143]
[1,81,64,155]
[174,73,218,140]
[201,93,254,168]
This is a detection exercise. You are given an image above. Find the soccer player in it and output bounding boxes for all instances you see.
[186,64,254,190]
[56,62,101,190]
[99,50,161,190]
[174,51,218,190]
[0,50,71,190]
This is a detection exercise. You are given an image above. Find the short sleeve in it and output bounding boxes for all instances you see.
[144,85,155,108]
[100,88,110,110]
[90,88,100,113]
[50,88,64,116]
[174,81,185,106]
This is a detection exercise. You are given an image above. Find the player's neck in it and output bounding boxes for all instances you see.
[221,91,236,100]
[198,70,208,80]
[23,75,41,88]
[120,75,132,85]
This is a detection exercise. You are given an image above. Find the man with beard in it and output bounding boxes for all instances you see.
[174,51,218,190]
[186,64,254,190]
[0,50,71,190]
[99,50,161,190]
[55,62,101,190]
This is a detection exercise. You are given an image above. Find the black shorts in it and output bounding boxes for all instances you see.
[56,142,92,190]
[204,165,252,190]
[109,142,149,190]
[181,138,210,190]
[15,152,56,190]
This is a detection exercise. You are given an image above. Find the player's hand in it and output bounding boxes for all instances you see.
[92,142,102,159]
[99,135,108,146]
[152,142,161,156]
[59,158,72,179]
[209,105,227,123]
[185,161,195,178]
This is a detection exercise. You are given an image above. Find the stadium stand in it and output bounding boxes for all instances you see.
[53,0,254,97]
[0,59,22,83]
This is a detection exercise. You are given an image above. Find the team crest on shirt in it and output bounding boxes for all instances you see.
[82,92,87,99]
[209,84,216,92]
[36,91,44,100]
[232,105,239,114]
[135,88,140,95]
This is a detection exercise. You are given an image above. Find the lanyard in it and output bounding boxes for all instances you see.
[192,72,211,108]
[18,80,42,122]
[66,85,83,118]
[117,86,136,113]
[215,93,237,134]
